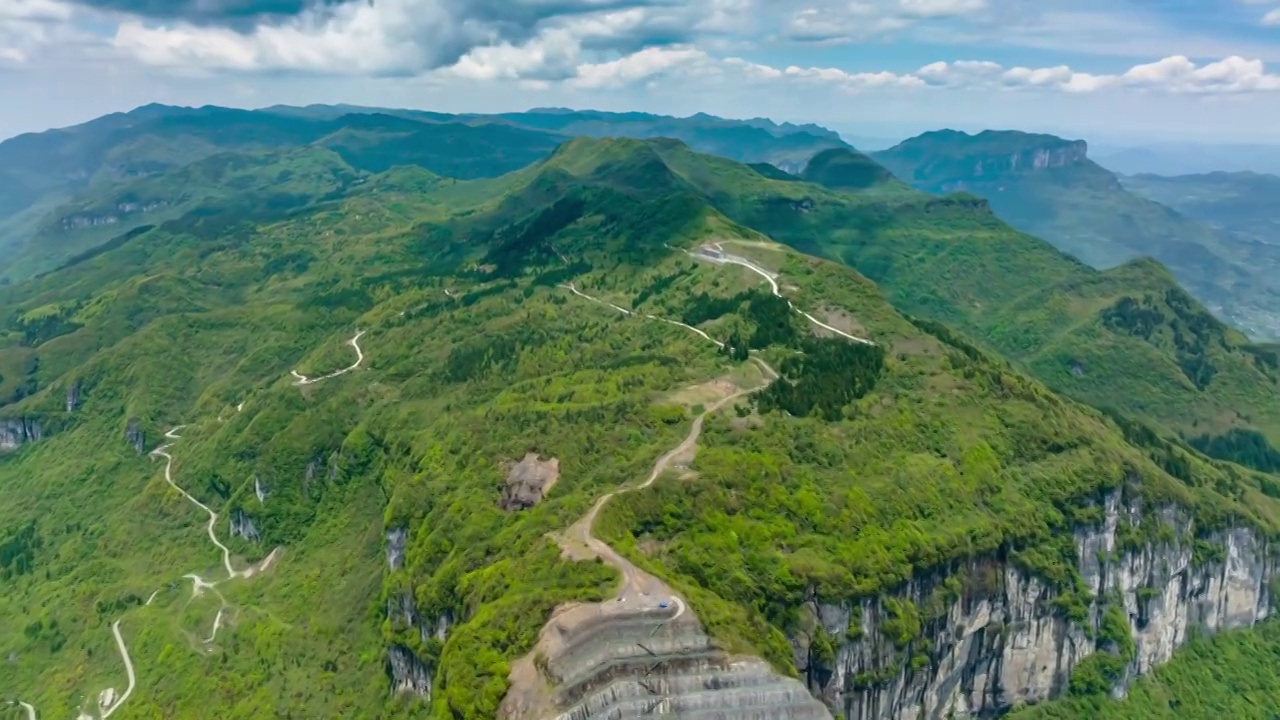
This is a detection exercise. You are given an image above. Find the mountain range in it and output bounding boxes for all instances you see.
[2,107,1280,720]
[871,130,1280,341]
[0,104,848,283]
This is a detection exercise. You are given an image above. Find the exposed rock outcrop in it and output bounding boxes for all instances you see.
[0,418,42,452]
[253,476,269,504]
[387,644,433,700]
[386,527,407,571]
[60,214,121,230]
[387,586,453,646]
[65,382,81,412]
[500,453,560,511]
[59,201,168,231]
[798,489,1276,719]
[976,140,1089,175]
[124,418,145,454]
[229,508,261,544]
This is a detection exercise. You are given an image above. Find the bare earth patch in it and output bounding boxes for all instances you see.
[662,377,738,408]
[499,453,561,511]
[813,304,867,338]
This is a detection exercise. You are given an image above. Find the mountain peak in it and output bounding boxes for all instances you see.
[885,129,1089,167]
[800,147,897,190]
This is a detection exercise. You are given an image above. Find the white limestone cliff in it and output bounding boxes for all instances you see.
[798,489,1276,719]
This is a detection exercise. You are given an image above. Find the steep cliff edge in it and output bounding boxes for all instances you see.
[797,489,1275,719]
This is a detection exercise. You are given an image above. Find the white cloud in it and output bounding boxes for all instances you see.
[571,45,711,89]
[0,0,72,21]
[107,0,749,76]
[0,46,25,63]
[897,0,986,18]
[1264,8,1280,25]
[888,55,1280,94]
[784,0,987,43]
[112,0,458,75]
[781,62,925,89]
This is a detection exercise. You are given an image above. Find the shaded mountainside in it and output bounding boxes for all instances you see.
[870,130,1279,341]
[800,148,902,192]
[632,138,1280,471]
[0,105,847,282]
[4,135,1280,719]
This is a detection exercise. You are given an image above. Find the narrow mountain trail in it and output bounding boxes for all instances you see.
[98,621,135,720]
[23,328,363,719]
[683,242,877,346]
[559,284,725,347]
[7,701,36,720]
[564,355,777,599]
[291,329,367,385]
[151,427,279,582]
[502,283,790,718]
[506,254,862,718]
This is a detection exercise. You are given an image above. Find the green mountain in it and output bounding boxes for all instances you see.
[4,131,1280,720]
[870,130,1279,341]
[625,139,1280,471]
[0,105,849,285]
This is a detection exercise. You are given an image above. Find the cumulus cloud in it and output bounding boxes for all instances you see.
[0,0,84,65]
[0,0,73,21]
[107,0,731,76]
[571,45,711,88]
[783,0,987,43]
[73,0,322,25]
[897,55,1280,93]
[897,0,986,19]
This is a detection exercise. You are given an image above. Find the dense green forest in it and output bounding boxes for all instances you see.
[1,123,1279,720]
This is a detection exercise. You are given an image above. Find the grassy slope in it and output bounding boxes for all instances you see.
[642,141,1280,452]
[3,137,1280,719]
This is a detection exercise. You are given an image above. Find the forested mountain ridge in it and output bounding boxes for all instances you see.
[2,129,1279,720]
[870,130,1280,342]
[637,144,1280,474]
[0,105,849,283]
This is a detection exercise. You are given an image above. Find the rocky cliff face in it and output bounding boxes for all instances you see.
[0,418,42,452]
[59,200,168,231]
[229,508,261,543]
[386,528,407,571]
[796,490,1276,719]
[387,644,433,699]
[125,417,145,454]
[974,141,1088,176]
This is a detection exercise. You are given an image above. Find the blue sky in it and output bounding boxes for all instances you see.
[4,0,1280,145]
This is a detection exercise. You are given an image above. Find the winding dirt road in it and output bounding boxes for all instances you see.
[554,284,783,598]
[685,242,877,346]
[151,428,245,581]
[559,284,726,348]
[564,356,776,600]
[291,330,367,385]
[98,620,135,720]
